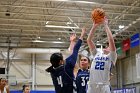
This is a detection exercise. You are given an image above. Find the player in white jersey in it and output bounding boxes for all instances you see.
[87,17,117,93]
[0,78,9,93]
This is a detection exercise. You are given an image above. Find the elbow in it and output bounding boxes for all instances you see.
[113,45,117,51]
[114,47,116,51]
[111,47,116,52]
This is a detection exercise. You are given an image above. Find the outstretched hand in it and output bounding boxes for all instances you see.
[81,27,86,37]
[79,27,87,40]
[70,33,76,42]
[93,16,108,27]
[93,21,101,28]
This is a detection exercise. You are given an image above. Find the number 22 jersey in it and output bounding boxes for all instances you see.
[89,50,117,84]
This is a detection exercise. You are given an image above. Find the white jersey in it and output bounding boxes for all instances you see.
[89,50,117,85]
[0,87,7,93]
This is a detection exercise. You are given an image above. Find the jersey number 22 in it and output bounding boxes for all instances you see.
[95,61,105,70]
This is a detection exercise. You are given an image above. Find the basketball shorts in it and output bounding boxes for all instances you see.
[87,83,111,93]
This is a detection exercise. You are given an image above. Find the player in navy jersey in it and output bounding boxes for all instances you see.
[76,55,90,93]
[46,28,86,93]
[68,29,90,93]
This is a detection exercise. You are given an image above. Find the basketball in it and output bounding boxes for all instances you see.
[91,8,105,23]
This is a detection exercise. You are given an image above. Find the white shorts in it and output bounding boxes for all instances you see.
[87,83,111,93]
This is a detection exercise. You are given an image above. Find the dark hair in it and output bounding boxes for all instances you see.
[0,78,6,81]
[46,66,53,72]
[46,53,63,72]
[0,78,2,81]
[22,85,29,92]
[50,53,63,67]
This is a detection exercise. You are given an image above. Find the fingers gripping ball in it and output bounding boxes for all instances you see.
[91,8,105,23]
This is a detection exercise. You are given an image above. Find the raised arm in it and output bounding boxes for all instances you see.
[79,28,86,40]
[68,33,76,54]
[104,18,117,66]
[66,28,86,67]
[71,28,86,54]
[104,18,116,52]
[87,23,99,54]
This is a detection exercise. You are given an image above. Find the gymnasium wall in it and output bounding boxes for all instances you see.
[0,52,54,90]
[122,46,140,84]
[0,50,70,91]
[114,46,140,92]
[0,46,140,92]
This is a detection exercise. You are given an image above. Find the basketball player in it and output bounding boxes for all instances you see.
[46,28,86,93]
[0,78,10,93]
[75,55,90,93]
[87,17,117,93]
[22,85,30,93]
[68,30,90,93]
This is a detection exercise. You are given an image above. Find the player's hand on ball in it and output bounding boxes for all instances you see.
[93,21,100,28]
[91,8,105,24]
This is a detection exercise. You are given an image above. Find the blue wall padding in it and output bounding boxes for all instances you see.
[10,90,55,93]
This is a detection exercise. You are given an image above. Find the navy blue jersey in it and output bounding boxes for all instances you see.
[76,69,89,93]
[50,39,82,93]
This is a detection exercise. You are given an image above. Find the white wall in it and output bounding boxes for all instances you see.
[0,48,71,90]
[111,46,140,93]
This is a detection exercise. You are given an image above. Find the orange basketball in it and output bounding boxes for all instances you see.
[91,8,105,23]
